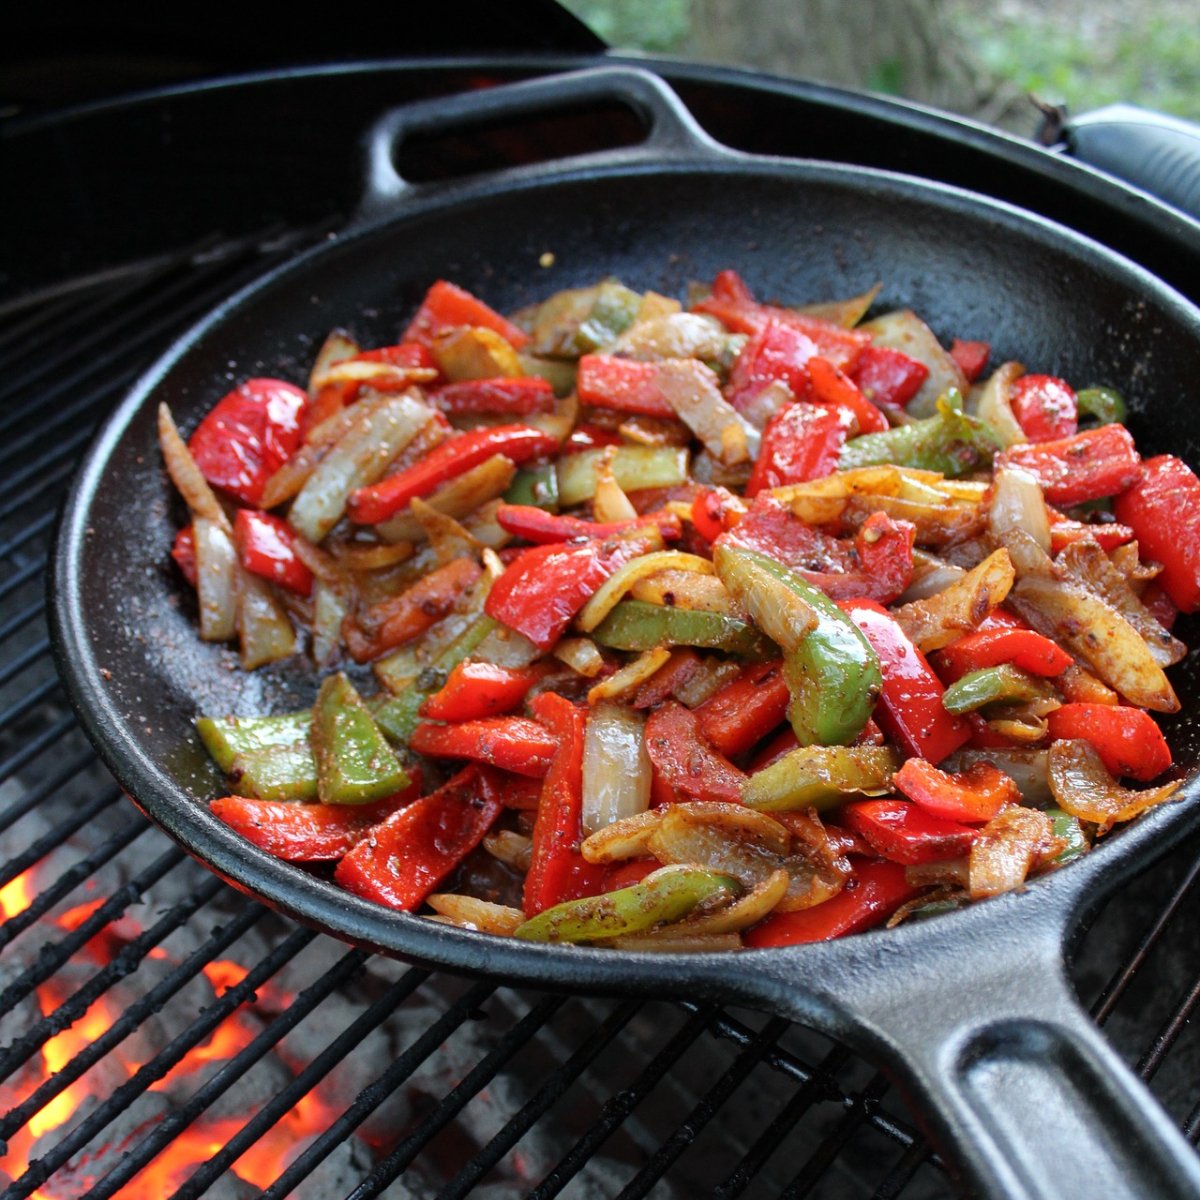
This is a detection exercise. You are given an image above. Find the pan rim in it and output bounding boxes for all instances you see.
[49,150,1200,998]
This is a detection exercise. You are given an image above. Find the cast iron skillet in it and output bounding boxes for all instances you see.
[50,68,1200,1198]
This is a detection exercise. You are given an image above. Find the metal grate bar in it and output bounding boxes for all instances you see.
[872,1137,935,1200]
[0,783,125,901]
[615,1015,791,1200]
[779,1073,894,1200]
[714,1044,855,1199]
[1091,851,1200,1024]
[438,1000,646,1200]
[0,426,105,509]
[0,598,43,647]
[1137,975,1200,1081]
[0,746,98,836]
[0,674,61,736]
[0,556,45,606]
[0,888,264,1143]
[170,964,443,1200]
[78,945,371,1200]
[529,1003,717,1200]
[0,463,77,525]
[10,925,321,1200]
[0,637,50,692]
[0,511,55,565]
[0,806,142,955]
[0,284,116,355]
[0,843,183,1027]
[0,712,79,787]
[342,992,569,1200]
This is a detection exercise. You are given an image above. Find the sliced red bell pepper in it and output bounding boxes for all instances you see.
[644,701,746,804]
[563,423,624,454]
[949,338,990,383]
[808,355,888,434]
[693,270,871,371]
[401,280,530,350]
[892,758,1021,824]
[1046,703,1172,781]
[494,503,681,544]
[839,799,976,866]
[933,626,1073,685]
[1112,454,1200,612]
[725,319,818,412]
[1047,511,1134,553]
[321,343,442,401]
[849,344,929,409]
[346,424,559,525]
[188,377,308,505]
[722,494,915,604]
[494,772,544,810]
[419,661,543,723]
[484,530,657,651]
[838,598,970,763]
[409,716,558,778]
[993,424,1142,505]
[744,860,920,947]
[745,401,856,497]
[690,486,748,543]
[963,712,1025,750]
[172,524,198,588]
[523,692,607,915]
[234,509,313,597]
[576,356,675,418]
[602,859,659,892]
[210,773,422,862]
[630,648,702,709]
[334,765,503,911]
[694,660,790,758]
[343,557,483,663]
[430,376,555,416]
[1010,374,1078,442]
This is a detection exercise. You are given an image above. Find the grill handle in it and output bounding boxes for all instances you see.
[1065,104,1200,222]
[751,904,1200,1200]
[358,66,736,225]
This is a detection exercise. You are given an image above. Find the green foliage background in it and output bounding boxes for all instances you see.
[560,0,1200,123]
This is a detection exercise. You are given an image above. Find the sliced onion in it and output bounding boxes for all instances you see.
[1048,739,1180,831]
[158,404,231,532]
[898,550,966,603]
[989,465,1051,552]
[290,392,434,543]
[426,894,525,935]
[628,569,735,615]
[580,702,653,835]
[311,578,351,668]
[471,623,543,669]
[261,403,366,509]
[592,447,639,521]
[894,548,1015,652]
[324,540,414,573]
[655,358,760,466]
[236,570,296,670]
[969,805,1052,899]
[740,378,794,432]
[1010,575,1179,712]
[796,283,881,328]
[587,649,671,706]
[577,550,713,633]
[672,657,743,708]
[554,637,606,678]
[972,361,1028,448]
[306,328,360,393]
[482,830,534,873]
[193,517,238,642]
[607,311,731,361]
[581,809,664,863]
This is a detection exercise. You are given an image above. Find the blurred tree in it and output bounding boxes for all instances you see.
[681,0,1030,128]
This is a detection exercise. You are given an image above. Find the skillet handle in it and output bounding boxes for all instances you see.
[358,66,734,223]
[784,926,1200,1200]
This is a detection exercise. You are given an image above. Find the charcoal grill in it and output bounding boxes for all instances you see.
[3,56,1200,1199]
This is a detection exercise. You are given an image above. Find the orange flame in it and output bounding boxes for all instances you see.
[0,869,35,921]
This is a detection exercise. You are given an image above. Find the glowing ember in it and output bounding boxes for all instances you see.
[0,868,35,920]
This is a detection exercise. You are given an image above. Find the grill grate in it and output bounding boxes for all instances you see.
[0,227,1196,1200]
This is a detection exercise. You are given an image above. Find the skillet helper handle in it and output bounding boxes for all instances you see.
[825,929,1200,1200]
[1064,104,1200,222]
[359,66,733,223]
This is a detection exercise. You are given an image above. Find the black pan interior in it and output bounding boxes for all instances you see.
[53,158,1200,983]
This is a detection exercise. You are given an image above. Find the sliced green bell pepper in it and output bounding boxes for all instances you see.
[312,672,409,804]
[1076,386,1127,427]
[196,711,311,773]
[838,390,1000,477]
[514,867,739,943]
[714,545,881,745]
[590,599,773,658]
[230,741,318,802]
[742,745,901,811]
[504,462,560,512]
[941,664,1057,715]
